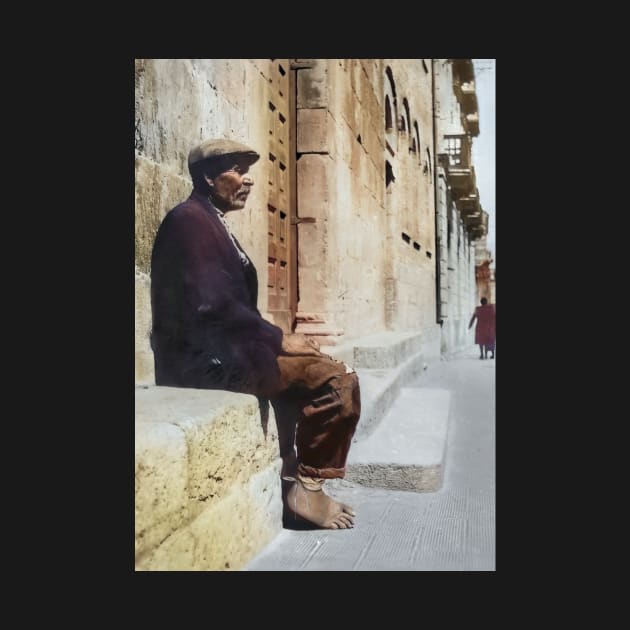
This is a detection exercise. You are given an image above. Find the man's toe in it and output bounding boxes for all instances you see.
[342,506,356,517]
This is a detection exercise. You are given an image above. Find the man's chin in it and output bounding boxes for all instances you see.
[230,198,248,210]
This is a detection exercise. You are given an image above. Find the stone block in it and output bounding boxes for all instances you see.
[297,108,334,156]
[134,154,191,273]
[297,154,330,219]
[136,462,282,571]
[346,387,451,492]
[135,421,188,557]
[212,59,248,108]
[350,59,363,99]
[135,386,284,570]
[135,268,154,385]
[336,119,353,166]
[135,59,207,175]
[135,387,280,511]
[297,61,328,109]
[250,58,272,83]
[297,221,324,269]
[326,62,347,125]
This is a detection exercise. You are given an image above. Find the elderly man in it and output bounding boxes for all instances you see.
[150,139,361,529]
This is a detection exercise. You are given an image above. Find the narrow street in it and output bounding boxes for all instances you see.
[246,350,495,571]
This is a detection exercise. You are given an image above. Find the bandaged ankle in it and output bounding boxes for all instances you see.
[297,473,325,491]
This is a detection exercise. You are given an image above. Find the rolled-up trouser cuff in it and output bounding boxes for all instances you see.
[297,463,346,479]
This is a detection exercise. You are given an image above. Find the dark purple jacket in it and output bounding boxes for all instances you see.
[150,191,283,393]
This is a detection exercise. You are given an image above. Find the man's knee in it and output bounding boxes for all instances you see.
[334,371,361,419]
[338,370,360,392]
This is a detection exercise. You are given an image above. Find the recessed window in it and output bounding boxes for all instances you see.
[413,121,421,160]
[386,160,395,187]
[413,241,421,251]
[402,232,410,244]
[384,66,398,155]
[385,66,397,100]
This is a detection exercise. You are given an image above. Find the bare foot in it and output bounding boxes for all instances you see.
[285,480,355,529]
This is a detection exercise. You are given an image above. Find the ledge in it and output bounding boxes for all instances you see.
[135,386,283,571]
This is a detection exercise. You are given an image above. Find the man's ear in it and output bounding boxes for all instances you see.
[204,173,215,188]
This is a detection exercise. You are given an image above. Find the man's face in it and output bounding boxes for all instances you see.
[206,161,254,212]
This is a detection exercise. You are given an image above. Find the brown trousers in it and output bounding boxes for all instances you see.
[266,352,361,480]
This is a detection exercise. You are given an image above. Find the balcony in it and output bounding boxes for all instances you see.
[451,60,479,137]
[449,165,476,200]
[451,59,475,84]
[464,111,479,137]
[459,81,478,114]
[457,191,481,217]
[468,209,488,240]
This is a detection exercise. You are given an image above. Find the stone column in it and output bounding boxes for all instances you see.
[293,60,344,345]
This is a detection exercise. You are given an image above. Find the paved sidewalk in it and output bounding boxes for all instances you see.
[245,350,495,571]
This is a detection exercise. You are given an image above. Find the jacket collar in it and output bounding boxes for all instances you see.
[190,190,223,217]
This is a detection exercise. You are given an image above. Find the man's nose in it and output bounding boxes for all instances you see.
[242,174,254,186]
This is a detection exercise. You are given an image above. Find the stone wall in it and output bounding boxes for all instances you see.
[295,59,437,344]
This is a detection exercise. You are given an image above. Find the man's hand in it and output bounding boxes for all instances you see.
[281,333,322,356]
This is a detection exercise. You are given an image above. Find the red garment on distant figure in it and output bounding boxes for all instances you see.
[474,304,496,346]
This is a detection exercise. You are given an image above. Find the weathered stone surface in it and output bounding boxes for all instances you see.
[135,387,280,508]
[136,462,282,571]
[135,268,154,385]
[297,153,330,219]
[345,388,451,492]
[297,108,335,156]
[135,420,188,557]
[134,154,191,274]
[135,386,284,570]
[341,78,361,136]
[297,60,328,109]
[135,59,208,175]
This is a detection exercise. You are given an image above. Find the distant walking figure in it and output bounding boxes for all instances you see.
[469,297,496,359]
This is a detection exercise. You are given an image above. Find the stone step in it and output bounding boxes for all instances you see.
[135,386,282,571]
[342,387,451,492]
[353,350,431,439]
[323,329,439,369]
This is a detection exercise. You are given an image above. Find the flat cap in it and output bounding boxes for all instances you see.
[188,138,260,168]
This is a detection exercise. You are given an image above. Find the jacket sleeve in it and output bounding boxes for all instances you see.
[167,207,283,353]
